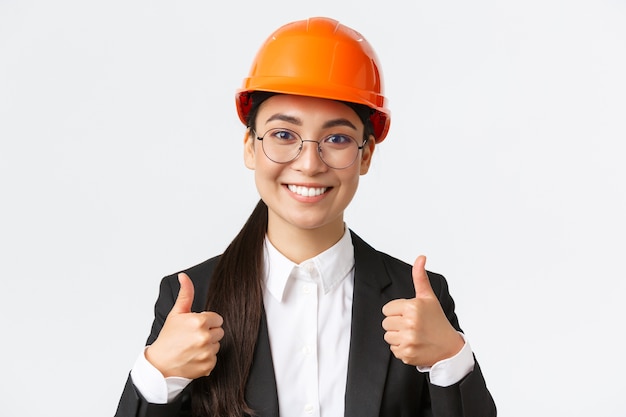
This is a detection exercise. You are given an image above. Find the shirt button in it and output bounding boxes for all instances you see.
[304,404,314,414]
[302,284,311,295]
[302,345,312,355]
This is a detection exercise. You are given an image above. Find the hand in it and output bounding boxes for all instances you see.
[382,256,464,367]
[145,273,224,379]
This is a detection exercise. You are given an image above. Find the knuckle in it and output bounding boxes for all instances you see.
[194,331,212,346]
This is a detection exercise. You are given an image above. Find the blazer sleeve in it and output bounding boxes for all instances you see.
[426,272,497,417]
[114,373,192,417]
[114,258,216,417]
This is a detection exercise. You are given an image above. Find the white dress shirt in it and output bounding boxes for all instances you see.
[130,226,475,414]
[262,228,355,417]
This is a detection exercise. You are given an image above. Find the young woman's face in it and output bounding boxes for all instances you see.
[244,94,375,238]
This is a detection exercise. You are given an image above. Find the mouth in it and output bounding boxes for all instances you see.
[287,184,329,197]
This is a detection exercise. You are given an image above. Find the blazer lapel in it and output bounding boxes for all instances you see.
[245,232,394,417]
[344,231,394,417]
[245,311,280,417]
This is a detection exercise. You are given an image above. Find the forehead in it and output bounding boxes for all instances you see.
[255,94,363,127]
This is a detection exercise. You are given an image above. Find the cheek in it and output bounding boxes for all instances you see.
[253,157,282,185]
[339,170,361,196]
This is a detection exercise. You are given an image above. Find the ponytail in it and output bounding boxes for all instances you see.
[191,199,268,417]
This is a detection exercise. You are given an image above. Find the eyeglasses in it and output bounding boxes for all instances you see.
[254,128,367,170]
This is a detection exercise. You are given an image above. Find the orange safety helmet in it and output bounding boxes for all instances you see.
[235,17,391,142]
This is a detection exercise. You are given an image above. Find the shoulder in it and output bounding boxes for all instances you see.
[349,229,448,295]
[158,255,222,312]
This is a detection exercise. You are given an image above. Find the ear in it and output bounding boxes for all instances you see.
[359,135,376,175]
[243,129,256,170]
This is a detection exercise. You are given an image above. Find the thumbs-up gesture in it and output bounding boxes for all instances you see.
[145,273,224,379]
[382,256,464,367]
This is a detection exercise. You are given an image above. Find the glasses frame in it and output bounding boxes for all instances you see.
[253,128,368,170]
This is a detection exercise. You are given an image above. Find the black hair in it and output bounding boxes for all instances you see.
[245,91,375,143]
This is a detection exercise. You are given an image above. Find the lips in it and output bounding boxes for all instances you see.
[287,184,329,197]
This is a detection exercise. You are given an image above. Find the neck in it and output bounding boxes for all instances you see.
[266,218,345,264]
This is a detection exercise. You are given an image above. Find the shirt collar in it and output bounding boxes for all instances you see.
[263,227,354,302]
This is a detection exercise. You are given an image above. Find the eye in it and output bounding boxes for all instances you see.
[323,134,355,148]
[268,129,299,143]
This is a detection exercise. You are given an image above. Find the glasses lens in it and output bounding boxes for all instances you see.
[319,135,360,169]
[261,128,302,163]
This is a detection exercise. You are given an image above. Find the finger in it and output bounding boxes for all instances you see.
[381,299,407,317]
[196,311,224,331]
[206,312,224,329]
[209,327,225,343]
[382,315,403,332]
[171,273,194,314]
[202,318,225,343]
[412,255,435,298]
[383,330,401,346]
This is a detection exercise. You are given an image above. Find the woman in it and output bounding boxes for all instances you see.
[115,16,496,417]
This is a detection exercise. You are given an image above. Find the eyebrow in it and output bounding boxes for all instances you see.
[265,113,358,130]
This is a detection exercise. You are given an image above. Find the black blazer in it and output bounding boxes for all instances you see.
[115,231,496,417]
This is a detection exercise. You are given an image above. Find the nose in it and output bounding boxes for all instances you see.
[292,140,327,174]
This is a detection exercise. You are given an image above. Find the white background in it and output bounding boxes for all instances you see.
[1,1,625,416]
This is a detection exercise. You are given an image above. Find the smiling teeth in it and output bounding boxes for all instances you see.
[288,185,327,197]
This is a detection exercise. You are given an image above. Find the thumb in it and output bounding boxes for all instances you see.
[412,255,434,298]
[171,273,194,314]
